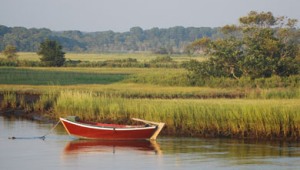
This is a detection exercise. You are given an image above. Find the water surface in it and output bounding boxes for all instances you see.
[0,116,299,170]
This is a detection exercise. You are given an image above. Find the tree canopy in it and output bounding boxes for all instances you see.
[0,25,218,53]
[2,45,18,60]
[185,11,299,82]
[37,39,65,67]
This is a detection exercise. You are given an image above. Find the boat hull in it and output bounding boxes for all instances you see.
[60,118,157,140]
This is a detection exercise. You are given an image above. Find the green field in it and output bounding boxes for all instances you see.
[0,67,298,99]
[0,52,299,140]
[0,52,207,62]
[0,67,127,85]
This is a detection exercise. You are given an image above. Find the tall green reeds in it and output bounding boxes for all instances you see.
[1,90,299,140]
[1,92,17,109]
[53,91,300,140]
[33,90,58,112]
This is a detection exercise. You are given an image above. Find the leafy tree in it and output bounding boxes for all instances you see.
[2,45,18,60]
[185,11,299,80]
[184,37,211,55]
[37,39,65,66]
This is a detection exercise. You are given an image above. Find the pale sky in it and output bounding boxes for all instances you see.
[0,0,299,32]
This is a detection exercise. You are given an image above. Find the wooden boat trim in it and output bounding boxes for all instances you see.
[60,118,157,131]
[132,118,165,140]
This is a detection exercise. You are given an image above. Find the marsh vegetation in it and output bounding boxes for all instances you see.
[0,11,299,141]
[0,62,299,140]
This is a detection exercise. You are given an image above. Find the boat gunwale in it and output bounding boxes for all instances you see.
[60,118,157,131]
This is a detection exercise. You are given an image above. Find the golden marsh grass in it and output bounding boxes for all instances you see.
[52,91,300,139]
[0,52,207,63]
[3,91,299,139]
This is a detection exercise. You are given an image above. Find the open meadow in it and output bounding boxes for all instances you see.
[0,52,207,62]
[0,53,299,140]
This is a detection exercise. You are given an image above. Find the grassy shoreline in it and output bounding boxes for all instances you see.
[1,91,299,141]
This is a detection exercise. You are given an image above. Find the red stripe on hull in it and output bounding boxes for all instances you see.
[60,118,157,140]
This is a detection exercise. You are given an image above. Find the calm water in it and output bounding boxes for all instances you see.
[1,116,300,170]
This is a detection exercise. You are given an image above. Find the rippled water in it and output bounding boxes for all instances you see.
[1,116,300,170]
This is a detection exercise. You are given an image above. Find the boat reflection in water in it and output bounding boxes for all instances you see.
[63,139,162,155]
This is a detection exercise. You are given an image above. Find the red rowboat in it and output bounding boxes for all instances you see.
[60,116,165,140]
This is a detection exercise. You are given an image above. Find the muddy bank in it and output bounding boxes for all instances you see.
[0,92,40,106]
[0,109,50,122]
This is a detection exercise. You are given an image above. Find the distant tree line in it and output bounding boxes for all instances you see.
[0,25,218,53]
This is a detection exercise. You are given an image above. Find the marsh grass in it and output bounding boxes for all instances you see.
[0,67,126,85]
[53,91,300,140]
[1,90,299,140]
[0,84,299,100]
[1,92,17,109]
[125,69,189,86]
[1,67,298,98]
[0,67,267,99]
[33,90,58,112]
[0,52,206,64]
